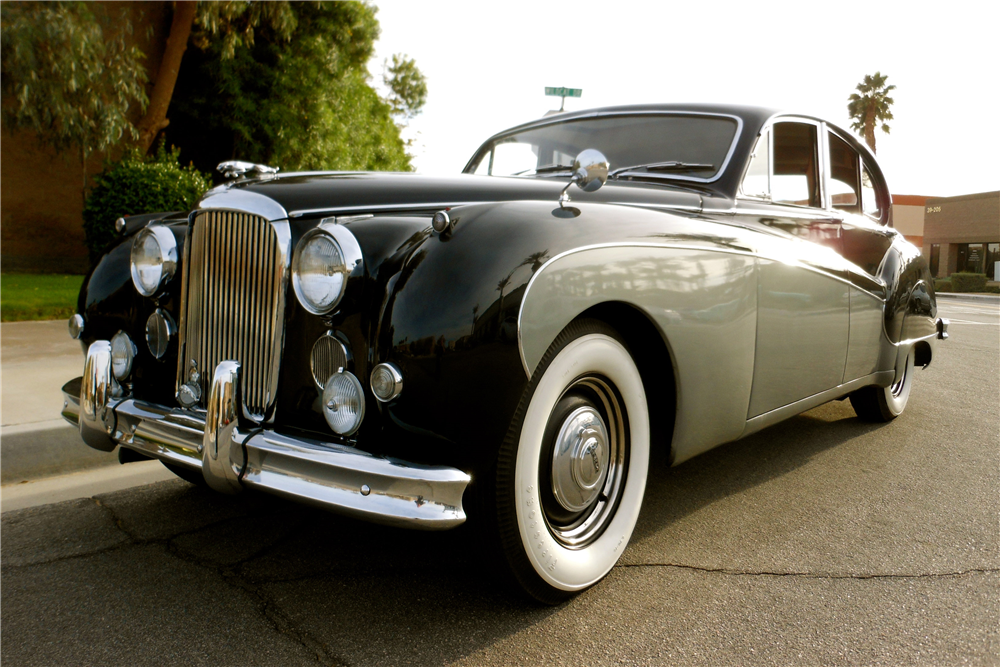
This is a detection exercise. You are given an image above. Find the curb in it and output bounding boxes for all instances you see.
[0,421,119,485]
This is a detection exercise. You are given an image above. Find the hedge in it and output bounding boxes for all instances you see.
[949,272,988,293]
[83,145,210,264]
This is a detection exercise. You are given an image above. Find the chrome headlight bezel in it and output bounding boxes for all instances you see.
[291,220,363,316]
[130,225,178,297]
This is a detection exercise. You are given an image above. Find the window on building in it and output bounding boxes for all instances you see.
[930,244,940,277]
[987,243,999,280]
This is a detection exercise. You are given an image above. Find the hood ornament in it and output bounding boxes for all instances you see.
[559,149,609,205]
[216,160,279,180]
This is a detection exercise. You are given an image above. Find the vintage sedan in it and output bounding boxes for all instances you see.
[62,104,948,603]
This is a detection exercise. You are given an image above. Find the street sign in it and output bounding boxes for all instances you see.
[545,87,582,98]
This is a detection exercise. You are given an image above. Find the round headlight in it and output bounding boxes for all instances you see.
[292,222,363,316]
[110,331,136,380]
[130,226,178,297]
[293,231,347,314]
[322,370,365,436]
[145,309,176,359]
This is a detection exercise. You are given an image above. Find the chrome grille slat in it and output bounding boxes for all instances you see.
[179,210,285,419]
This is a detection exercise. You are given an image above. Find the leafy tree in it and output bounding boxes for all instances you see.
[136,1,297,154]
[82,144,210,263]
[166,1,418,173]
[0,1,148,190]
[847,71,895,154]
[383,54,428,120]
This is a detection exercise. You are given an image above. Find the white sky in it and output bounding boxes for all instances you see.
[370,0,999,198]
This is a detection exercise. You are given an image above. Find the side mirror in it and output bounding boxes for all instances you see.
[560,149,609,203]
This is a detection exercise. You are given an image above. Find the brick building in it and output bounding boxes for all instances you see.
[1,2,171,274]
[922,191,1000,280]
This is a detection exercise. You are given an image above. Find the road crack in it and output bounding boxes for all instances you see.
[619,562,1000,580]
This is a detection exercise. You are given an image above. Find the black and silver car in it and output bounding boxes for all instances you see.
[62,104,948,603]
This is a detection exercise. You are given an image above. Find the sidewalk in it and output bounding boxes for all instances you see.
[1,320,119,483]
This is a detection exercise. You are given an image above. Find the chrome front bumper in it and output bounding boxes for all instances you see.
[62,341,471,530]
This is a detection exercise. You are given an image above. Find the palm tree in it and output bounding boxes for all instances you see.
[847,72,896,154]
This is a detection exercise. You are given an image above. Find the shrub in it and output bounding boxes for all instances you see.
[83,144,210,264]
[934,278,952,293]
[949,272,988,293]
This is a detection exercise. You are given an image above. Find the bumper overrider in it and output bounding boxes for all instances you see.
[62,341,471,530]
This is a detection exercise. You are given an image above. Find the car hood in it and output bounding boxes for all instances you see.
[214,171,705,219]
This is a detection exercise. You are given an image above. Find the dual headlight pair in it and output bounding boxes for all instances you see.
[130,220,361,316]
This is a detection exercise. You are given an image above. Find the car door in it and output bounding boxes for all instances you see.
[826,127,894,381]
[735,118,851,418]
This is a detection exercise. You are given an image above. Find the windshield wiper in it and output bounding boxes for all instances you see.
[608,161,715,178]
[513,163,574,176]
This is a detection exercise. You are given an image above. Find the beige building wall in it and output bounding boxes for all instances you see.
[922,191,1000,278]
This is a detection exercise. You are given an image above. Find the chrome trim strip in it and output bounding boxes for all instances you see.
[466,111,745,185]
[606,201,703,213]
[195,189,289,222]
[741,369,895,438]
[288,201,488,219]
[63,350,471,530]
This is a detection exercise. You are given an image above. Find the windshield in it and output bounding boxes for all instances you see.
[466,113,740,182]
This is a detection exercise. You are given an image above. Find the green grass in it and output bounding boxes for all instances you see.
[1,273,84,322]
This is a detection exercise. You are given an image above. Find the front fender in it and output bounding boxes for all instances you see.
[372,200,763,473]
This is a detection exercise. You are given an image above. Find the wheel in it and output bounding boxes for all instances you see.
[161,461,207,486]
[490,319,650,604]
[850,346,915,422]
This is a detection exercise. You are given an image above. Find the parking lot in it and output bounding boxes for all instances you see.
[2,297,997,666]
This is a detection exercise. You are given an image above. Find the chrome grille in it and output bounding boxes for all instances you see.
[179,210,288,419]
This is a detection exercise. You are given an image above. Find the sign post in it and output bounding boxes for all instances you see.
[545,87,583,112]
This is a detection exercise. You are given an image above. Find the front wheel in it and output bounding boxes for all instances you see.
[491,319,650,604]
[850,346,915,422]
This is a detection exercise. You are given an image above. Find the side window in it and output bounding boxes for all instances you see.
[861,166,881,219]
[772,123,821,207]
[828,133,861,213]
[740,130,770,198]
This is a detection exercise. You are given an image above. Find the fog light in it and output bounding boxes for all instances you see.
[68,314,85,340]
[110,331,136,380]
[311,333,349,390]
[145,309,176,359]
[322,370,365,436]
[370,363,403,402]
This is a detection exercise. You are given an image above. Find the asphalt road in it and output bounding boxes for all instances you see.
[2,298,997,666]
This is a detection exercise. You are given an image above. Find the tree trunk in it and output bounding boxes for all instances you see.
[864,106,877,154]
[136,1,197,154]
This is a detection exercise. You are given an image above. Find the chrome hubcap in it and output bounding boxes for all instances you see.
[552,407,610,512]
[540,376,628,549]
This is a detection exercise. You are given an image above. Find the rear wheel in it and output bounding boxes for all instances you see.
[850,346,915,422]
[490,319,650,604]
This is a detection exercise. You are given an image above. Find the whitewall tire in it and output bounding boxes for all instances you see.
[850,345,915,422]
[493,319,649,603]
